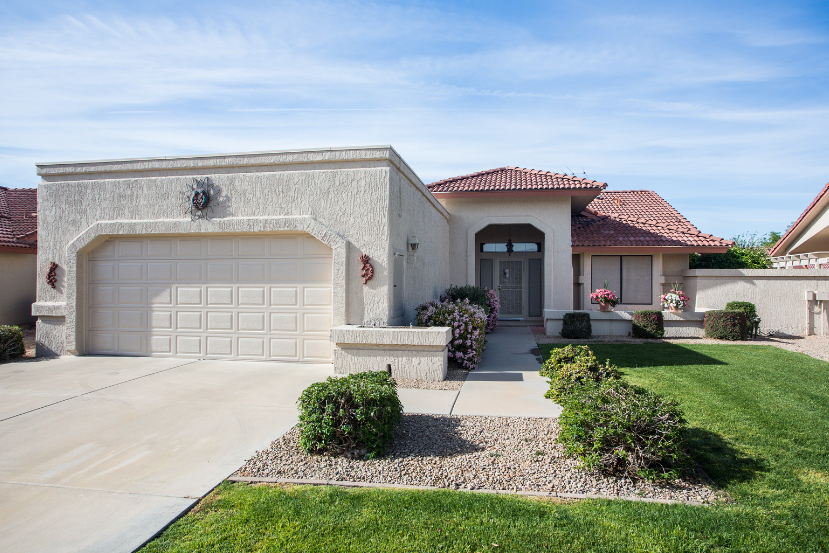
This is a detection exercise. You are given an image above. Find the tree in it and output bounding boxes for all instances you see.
[689,231,781,269]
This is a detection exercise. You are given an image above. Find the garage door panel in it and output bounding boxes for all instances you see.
[87,235,332,362]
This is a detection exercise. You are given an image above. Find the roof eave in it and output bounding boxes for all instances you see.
[571,246,730,254]
[769,181,829,256]
[430,188,605,199]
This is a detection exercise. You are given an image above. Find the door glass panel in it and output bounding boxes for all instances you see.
[480,259,494,290]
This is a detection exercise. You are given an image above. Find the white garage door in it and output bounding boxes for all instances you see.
[86,235,333,361]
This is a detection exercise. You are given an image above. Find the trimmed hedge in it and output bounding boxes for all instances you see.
[541,346,620,402]
[632,310,664,339]
[0,325,25,363]
[442,285,490,314]
[557,379,690,480]
[725,301,758,323]
[704,310,748,340]
[561,312,591,339]
[297,371,403,459]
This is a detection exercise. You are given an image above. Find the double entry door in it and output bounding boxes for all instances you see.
[479,255,543,319]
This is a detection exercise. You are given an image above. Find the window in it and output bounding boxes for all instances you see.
[590,255,652,304]
[480,242,541,253]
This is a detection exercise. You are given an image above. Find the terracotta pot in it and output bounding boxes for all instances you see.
[598,303,614,312]
[668,306,683,313]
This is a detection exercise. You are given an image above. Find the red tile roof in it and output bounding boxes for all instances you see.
[0,187,37,251]
[427,167,606,194]
[768,181,829,256]
[572,190,732,250]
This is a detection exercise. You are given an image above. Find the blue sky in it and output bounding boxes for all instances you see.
[1,0,828,239]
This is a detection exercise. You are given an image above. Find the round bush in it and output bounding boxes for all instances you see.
[540,345,619,402]
[416,298,486,370]
[704,310,748,340]
[297,371,403,459]
[632,310,664,339]
[0,325,25,363]
[724,301,757,322]
[561,312,591,339]
[557,380,690,480]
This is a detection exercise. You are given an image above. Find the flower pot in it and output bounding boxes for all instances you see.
[668,306,683,313]
[598,303,614,312]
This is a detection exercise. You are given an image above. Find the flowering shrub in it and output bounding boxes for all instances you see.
[485,289,500,333]
[632,310,664,339]
[416,298,486,370]
[590,288,618,307]
[660,285,690,310]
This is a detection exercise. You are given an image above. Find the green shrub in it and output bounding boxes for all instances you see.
[561,312,591,339]
[539,344,594,378]
[557,379,690,480]
[704,310,748,340]
[442,285,490,314]
[297,371,403,459]
[632,310,664,339]
[724,301,758,322]
[0,325,25,363]
[542,350,620,403]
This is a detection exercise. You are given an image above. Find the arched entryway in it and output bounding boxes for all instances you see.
[475,223,544,320]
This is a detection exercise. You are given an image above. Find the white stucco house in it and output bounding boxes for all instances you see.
[32,146,731,367]
[0,186,38,325]
[770,180,829,268]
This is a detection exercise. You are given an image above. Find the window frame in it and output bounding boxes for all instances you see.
[590,255,653,305]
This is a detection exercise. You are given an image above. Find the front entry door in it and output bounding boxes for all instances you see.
[498,260,524,317]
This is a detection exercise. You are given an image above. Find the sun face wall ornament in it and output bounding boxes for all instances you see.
[182,177,216,221]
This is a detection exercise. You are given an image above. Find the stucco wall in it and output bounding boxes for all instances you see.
[437,196,572,310]
[34,146,447,355]
[683,269,829,336]
[0,252,37,325]
[389,164,450,324]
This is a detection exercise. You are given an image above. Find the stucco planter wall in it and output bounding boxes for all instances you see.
[543,310,705,338]
[330,325,452,381]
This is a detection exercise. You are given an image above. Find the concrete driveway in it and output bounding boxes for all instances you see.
[0,355,333,553]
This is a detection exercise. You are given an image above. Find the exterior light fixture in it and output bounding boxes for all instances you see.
[408,235,419,261]
[506,225,514,256]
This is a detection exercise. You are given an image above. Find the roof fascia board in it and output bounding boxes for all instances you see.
[572,246,730,253]
[432,189,603,199]
[0,245,37,254]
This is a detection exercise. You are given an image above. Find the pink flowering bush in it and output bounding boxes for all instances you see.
[415,298,487,370]
[485,289,500,333]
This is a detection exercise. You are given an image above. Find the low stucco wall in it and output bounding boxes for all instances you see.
[330,325,451,381]
[683,269,829,336]
[543,309,704,337]
[0,252,36,325]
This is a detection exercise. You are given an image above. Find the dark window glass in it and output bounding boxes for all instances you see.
[480,242,541,253]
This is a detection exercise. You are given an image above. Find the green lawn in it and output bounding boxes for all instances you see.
[142,344,829,552]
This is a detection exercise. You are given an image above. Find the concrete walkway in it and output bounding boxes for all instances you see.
[399,326,562,418]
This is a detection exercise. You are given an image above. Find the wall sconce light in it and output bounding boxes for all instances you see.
[408,235,420,261]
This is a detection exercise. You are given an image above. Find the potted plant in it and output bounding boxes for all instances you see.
[660,284,690,313]
[590,280,619,312]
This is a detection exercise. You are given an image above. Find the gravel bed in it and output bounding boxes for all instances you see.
[532,331,829,362]
[394,367,469,390]
[235,414,725,504]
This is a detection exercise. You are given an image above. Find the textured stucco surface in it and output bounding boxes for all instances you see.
[683,269,829,335]
[33,146,449,357]
[438,196,572,310]
[330,325,452,347]
[0,252,36,325]
[543,309,704,337]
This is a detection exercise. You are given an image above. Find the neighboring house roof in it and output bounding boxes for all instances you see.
[427,167,607,196]
[769,181,829,257]
[571,190,732,252]
[0,186,38,253]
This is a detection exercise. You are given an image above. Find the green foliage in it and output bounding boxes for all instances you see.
[557,379,690,480]
[0,325,25,363]
[561,312,591,339]
[689,246,770,269]
[704,310,748,340]
[442,285,490,314]
[541,348,620,402]
[631,310,664,339]
[297,371,403,459]
[724,301,758,322]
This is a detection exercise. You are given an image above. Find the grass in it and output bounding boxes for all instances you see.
[141,343,829,552]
